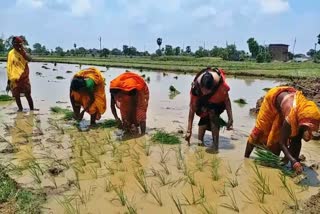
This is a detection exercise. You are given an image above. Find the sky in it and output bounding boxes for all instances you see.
[0,0,319,54]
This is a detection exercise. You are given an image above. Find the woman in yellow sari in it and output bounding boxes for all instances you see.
[6,36,34,111]
[70,67,106,125]
[245,86,320,174]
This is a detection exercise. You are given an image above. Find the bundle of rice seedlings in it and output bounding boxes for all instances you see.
[56,76,65,80]
[254,147,293,176]
[0,95,13,102]
[50,106,73,120]
[100,119,117,128]
[233,98,247,104]
[151,130,181,145]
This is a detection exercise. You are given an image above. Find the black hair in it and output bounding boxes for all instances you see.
[200,71,214,89]
[70,78,86,91]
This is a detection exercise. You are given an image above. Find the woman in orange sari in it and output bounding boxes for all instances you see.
[6,36,34,111]
[110,71,149,135]
[245,86,320,174]
[70,67,106,125]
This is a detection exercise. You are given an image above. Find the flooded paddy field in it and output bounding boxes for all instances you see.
[0,62,319,214]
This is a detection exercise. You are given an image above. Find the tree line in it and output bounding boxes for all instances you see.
[1,34,320,62]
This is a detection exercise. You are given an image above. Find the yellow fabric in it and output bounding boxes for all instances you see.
[70,67,106,119]
[287,91,320,136]
[7,49,27,88]
[248,86,320,149]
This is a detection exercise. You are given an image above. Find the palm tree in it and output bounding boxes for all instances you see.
[318,34,320,45]
[157,38,162,50]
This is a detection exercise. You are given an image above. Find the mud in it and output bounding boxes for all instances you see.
[301,191,320,214]
[0,63,320,213]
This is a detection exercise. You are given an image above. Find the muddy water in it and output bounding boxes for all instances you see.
[0,62,319,214]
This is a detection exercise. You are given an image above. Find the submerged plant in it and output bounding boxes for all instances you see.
[182,184,205,205]
[133,168,149,193]
[56,76,65,79]
[220,190,239,212]
[279,173,299,210]
[151,130,181,145]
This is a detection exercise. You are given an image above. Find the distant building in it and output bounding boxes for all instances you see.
[269,44,289,62]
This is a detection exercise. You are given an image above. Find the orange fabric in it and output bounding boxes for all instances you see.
[248,86,320,150]
[70,67,106,119]
[110,72,149,125]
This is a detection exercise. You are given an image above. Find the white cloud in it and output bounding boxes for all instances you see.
[16,0,44,8]
[70,0,92,16]
[259,0,289,14]
[192,6,216,19]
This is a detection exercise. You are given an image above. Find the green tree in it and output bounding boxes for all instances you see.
[157,38,162,50]
[164,45,174,56]
[185,46,191,54]
[55,46,64,56]
[0,38,5,53]
[111,48,122,55]
[318,34,320,45]
[174,46,181,56]
[78,47,87,57]
[155,49,162,56]
[33,43,43,54]
[307,49,316,57]
[195,46,209,58]
[100,48,110,57]
[128,46,137,56]
[256,53,264,63]
[123,45,129,55]
[247,37,259,58]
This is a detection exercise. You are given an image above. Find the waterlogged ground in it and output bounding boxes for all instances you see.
[0,62,320,214]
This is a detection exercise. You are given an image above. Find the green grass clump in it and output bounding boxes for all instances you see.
[233,98,248,104]
[151,130,181,145]
[50,106,73,120]
[0,167,44,213]
[56,76,65,79]
[262,88,271,92]
[66,70,73,73]
[100,119,117,128]
[0,95,13,102]
[169,85,180,93]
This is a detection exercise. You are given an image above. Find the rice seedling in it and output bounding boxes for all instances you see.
[77,187,93,205]
[210,156,220,181]
[104,179,114,192]
[233,98,248,105]
[182,184,204,205]
[72,164,85,174]
[74,171,81,190]
[56,76,65,79]
[169,85,180,94]
[159,162,170,175]
[97,145,106,155]
[146,76,150,83]
[104,162,115,175]
[227,162,232,174]
[50,106,73,121]
[88,165,98,179]
[27,163,42,184]
[235,164,243,176]
[85,149,101,168]
[133,168,149,193]
[49,175,58,189]
[259,205,275,214]
[0,94,13,101]
[227,177,239,188]
[170,177,187,187]
[220,190,239,212]
[141,74,146,78]
[250,164,272,203]
[201,203,218,214]
[195,148,207,172]
[56,195,80,214]
[150,185,163,206]
[240,190,253,204]
[171,195,185,214]
[113,186,127,206]
[279,173,299,210]
[263,88,271,92]
[159,144,170,164]
[66,70,73,73]
[151,130,181,145]
[139,140,152,156]
[156,171,172,186]
[125,197,137,214]
[185,170,196,186]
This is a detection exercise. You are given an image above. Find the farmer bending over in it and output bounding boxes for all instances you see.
[185,67,233,152]
[244,86,320,174]
[70,67,106,125]
[110,71,149,135]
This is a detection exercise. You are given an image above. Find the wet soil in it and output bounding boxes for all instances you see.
[301,191,320,214]
[0,63,320,213]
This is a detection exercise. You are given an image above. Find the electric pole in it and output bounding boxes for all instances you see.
[98,36,102,51]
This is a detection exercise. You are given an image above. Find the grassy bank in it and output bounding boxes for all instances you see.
[1,56,320,79]
[0,166,45,213]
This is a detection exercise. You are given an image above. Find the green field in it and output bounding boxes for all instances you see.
[1,56,320,78]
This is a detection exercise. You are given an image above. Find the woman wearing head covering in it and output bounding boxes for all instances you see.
[6,36,34,111]
[244,86,320,174]
[185,67,233,152]
[110,71,149,135]
[70,67,106,125]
